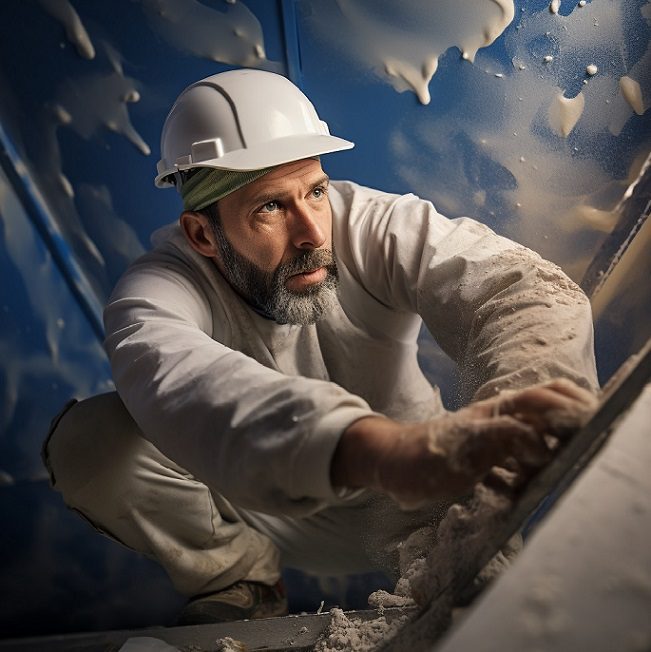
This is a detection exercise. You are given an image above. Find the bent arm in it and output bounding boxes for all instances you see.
[331,182,598,401]
[104,251,374,515]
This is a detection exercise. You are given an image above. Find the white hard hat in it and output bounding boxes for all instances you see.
[155,69,354,188]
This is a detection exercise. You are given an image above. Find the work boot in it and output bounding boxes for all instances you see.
[177,580,288,625]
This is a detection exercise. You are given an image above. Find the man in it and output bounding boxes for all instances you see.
[44,69,598,625]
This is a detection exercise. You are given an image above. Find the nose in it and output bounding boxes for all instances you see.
[288,203,326,250]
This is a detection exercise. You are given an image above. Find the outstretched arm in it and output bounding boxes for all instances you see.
[330,181,600,504]
[332,378,598,508]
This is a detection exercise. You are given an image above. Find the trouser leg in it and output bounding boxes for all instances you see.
[43,392,281,597]
[241,492,449,580]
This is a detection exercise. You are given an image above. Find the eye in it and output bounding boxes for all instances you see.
[261,200,280,213]
[312,185,327,200]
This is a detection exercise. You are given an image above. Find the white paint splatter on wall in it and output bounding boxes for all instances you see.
[139,0,283,72]
[309,0,516,105]
[0,166,113,478]
[384,1,650,281]
[38,0,95,60]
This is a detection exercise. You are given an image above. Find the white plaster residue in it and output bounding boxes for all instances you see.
[548,91,585,137]
[619,76,645,115]
[29,104,107,277]
[58,173,74,198]
[389,0,646,281]
[53,105,72,125]
[586,63,598,76]
[315,607,410,652]
[214,637,246,652]
[0,38,148,302]
[39,0,95,60]
[139,0,282,72]
[0,166,111,448]
[76,184,147,267]
[307,0,515,105]
[55,44,150,156]
[549,0,561,15]
[607,2,651,134]
[122,89,141,104]
[383,57,439,105]
[0,169,62,366]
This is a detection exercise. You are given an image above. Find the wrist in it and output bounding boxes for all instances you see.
[330,415,403,490]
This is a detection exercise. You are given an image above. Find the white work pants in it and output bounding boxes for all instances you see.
[43,393,437,598]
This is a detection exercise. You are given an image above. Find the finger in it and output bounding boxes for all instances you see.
[497,386,583,414]
[483,464,527,496]
[494,388,597,437]
[538,378,598,403]
[460,416,552,472]
[473,381,597,419]
[459,391,517,420]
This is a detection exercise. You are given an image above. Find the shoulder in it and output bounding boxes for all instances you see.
[329,180,460,250]
[329,179,406,216]
[126,221,210,278]
[329,180,451,225]
[108,220,216,307]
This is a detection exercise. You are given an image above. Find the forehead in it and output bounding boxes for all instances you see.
[259,158,324,184]
[229,159,326,205]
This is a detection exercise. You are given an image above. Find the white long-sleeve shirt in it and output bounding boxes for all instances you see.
[104,181,597,516]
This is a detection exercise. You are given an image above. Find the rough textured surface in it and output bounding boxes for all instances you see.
[314,608,411,652]
[377,484,518,652]
[314,481,519,652]
[435,383,651,652]
[214,637,246,652]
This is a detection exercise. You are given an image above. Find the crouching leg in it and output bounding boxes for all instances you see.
[42,392,287,623]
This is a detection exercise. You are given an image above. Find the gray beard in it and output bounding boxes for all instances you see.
[211,220,339,325]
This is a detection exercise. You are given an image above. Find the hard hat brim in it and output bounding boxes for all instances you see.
[155,134,354,188]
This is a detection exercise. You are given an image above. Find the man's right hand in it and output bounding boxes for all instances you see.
[331,379,598,509]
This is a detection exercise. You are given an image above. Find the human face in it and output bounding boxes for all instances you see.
[217,158,333,278]
[213,159,338,324]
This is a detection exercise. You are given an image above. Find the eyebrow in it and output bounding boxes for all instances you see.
[248,174,330,208]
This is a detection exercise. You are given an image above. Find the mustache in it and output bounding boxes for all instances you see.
[275,249,337,282]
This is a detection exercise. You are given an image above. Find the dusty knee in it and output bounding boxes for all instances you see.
[44,392,153,506]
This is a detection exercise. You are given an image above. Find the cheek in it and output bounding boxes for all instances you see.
[242,229,288,272]
[321,204,334,245]
[220,213,284,272]
[325,214,334,248]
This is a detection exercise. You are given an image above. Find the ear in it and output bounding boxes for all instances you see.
[180,211,219,258]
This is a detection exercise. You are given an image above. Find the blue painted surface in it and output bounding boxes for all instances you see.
[0,0,649,639]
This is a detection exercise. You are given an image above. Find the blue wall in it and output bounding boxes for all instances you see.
[1,0,649,638]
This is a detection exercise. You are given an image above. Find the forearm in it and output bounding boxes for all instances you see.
[331,415,404,490]
[330,380,598,509]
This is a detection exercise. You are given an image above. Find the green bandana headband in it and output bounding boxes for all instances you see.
[180,166,275,212]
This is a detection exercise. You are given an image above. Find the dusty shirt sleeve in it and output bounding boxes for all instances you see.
[331,181,598,402]
[103,243,373,516]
